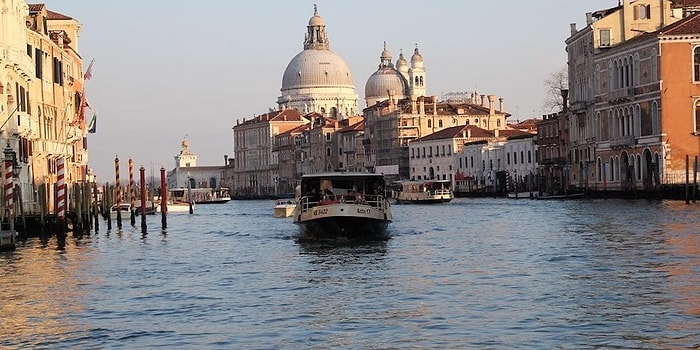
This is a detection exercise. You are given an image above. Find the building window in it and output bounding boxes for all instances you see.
[507,153,510,165]
[427,119,432,128]
[438,119,443,128]
[497,119,501,127]
[694,47,700,82]
[600,29,611,47]
[695,100,700,134]
[326,132,331,141]
[634,4,651,19]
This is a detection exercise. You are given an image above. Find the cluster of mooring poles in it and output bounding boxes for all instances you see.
[100,156,174,235]
[1,154,181,251]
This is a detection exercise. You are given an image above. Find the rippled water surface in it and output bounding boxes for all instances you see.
[1,198,699,349]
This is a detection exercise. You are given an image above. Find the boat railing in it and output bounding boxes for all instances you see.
[298,194,388,212]
[428,189,453,197]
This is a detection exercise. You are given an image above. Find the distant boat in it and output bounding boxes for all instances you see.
[293,172,392,240]
[391,179,453,204]
[169,187,231,204]
[507,191,537,199]
[109,203,131,219]
[536,192,586,200]
[155,199,194,213]
[273,199,296,218]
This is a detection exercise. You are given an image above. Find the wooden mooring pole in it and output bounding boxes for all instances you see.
[140,165,147,235]
[93,179,99,233]
[160,166,167,229]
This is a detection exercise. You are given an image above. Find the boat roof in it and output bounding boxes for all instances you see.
[394,179,451,184]
[300,172,385,179]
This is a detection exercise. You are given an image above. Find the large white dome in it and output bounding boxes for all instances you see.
[281,49,355,91]
[277,5,358,118]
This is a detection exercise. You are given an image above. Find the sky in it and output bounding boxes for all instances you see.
[39,0,618,180]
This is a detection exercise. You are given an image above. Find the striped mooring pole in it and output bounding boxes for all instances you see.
[4,149,15,239]
[56,157,66,235]
[129,158,135,226]
[115,155,122,229]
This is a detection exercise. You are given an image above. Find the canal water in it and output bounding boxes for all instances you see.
[1,198,698,349]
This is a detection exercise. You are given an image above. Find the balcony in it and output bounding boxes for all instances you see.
[569,101,588,114]
[608,87,634,103]
[610,135,635,148]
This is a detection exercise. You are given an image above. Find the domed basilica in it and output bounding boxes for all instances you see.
[365,42,426,107]
[277,5,359,119]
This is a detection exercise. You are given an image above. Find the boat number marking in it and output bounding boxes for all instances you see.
[356,208,371,214]
[313,208,328,215]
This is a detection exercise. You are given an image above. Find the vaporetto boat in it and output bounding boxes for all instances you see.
[293,172,392,239]
[391,179,454,204]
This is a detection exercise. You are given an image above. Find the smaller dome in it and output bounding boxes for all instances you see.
[380,41,392,61]
[411,47,423,65]
[396,51,408,71]
[309,15,324,26]
[308,4,324,26]
[365,69,409,106]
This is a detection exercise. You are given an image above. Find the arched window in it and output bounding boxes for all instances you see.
[497,119,501,127]
[694,47,700,82]
[331,107,338,118]
[326,147,331,156]
[438,119,443,128]
[320,107,326,114]
[427,119,432,128]
[695,100,700,134]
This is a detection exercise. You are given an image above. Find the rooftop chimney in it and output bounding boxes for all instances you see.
[499,97,504,112]
[488,95,495,116]
[570,23,577,35]
[586,12,593,26]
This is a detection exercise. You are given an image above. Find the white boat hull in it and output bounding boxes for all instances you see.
[274,205,296,218]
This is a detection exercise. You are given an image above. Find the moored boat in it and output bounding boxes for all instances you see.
[273,199,296,218]
[391,179,453,204]
[169,187,231,204]
[109,203,131,219]
[293,172,392,240]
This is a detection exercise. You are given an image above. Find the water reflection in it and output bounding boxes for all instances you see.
[0,236,96,346]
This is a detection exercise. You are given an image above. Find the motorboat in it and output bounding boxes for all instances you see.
[273,199,296,218]
[169,187,231,204]
[293,172,392,240]
[391,179,453,204]
[109,203,131,219]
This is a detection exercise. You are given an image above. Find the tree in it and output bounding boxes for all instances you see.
[542,67,568,113]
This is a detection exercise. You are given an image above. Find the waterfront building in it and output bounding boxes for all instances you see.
[363,92,510,182]
[409,125,489,182]
[459,129,538,194]
[167,138,226,190]
[566,0,700,192]
[537,111,570,194]
[295,113,342,176]
[336,117,365,172]
[272,123,308,196]
[276,5,359,119]
[232,109,308,197]
[1,2,88,215]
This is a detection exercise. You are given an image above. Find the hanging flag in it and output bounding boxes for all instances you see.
[87,111,97,133]
[84,58,95,80]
